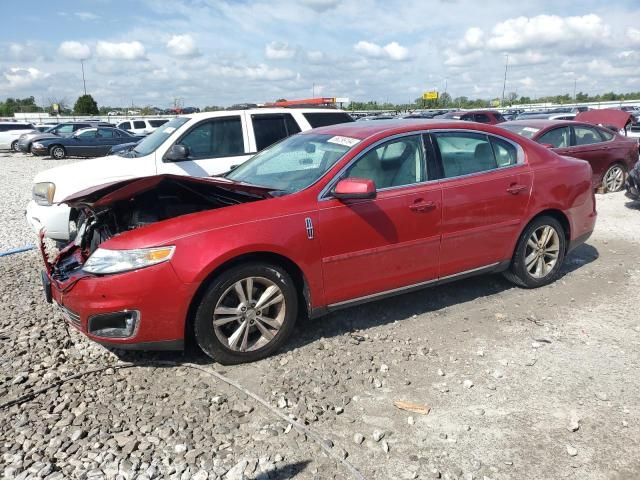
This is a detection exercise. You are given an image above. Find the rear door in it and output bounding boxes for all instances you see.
[319,134,442,305]
[568,125,612,185]
[95,128,120,155]
[70,128,99,156]
[432,130,532,277]
[160,114,252,176]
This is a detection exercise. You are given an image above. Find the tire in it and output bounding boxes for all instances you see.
[50,145,66,160]
[10,140,19,152]
[602,163,626,193]
[503,215,566,289]
[194,262,298,364]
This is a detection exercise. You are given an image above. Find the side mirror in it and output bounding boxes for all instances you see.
[165,144,189,162]
[541,143,554,149]
[333,178,376,200]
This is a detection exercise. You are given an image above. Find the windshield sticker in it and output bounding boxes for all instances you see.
[163,127,176,134]
[327,136,360,147]
[522,127,538,133]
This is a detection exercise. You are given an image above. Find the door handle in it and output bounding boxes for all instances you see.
[409,200,436,212]
[507,184,527,195]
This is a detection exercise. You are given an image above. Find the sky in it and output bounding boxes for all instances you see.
[1,0,639,108]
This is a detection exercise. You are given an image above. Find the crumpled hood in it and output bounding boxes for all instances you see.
[575,109,633,130]
[61,174,274,208]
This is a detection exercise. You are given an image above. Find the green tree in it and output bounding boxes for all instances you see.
[73,94,99,115]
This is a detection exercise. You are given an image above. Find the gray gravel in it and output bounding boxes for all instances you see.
[1,150,639,479]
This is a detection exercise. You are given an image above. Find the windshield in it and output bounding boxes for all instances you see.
[132,117,189,157]
[500,124,540,139]
[226,133,355,193]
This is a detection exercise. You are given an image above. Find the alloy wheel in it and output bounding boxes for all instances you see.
[11,141,18,152]
[52,147,64,159]
[212,276,285,352]
[525,225,560,279]
[603,165,625,192]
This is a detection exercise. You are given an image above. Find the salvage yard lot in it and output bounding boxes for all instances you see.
[1,151,639,479]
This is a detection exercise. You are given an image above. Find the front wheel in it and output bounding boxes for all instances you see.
[194,262,298,364]
[602,164,626,193]
[503,216,566,288]
[50,145,66,160]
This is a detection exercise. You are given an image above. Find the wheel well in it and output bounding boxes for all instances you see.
[49,144,64,152]
[529,209,571,243]
[183,252,311,345]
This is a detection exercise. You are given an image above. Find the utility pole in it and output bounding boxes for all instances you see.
[80,60,87,95]
[443,78,448,107]
[501,54,509,107]
[312,83,315,97]
[573,79,577,102]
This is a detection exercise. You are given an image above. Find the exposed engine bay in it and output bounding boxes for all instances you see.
[47,175,271,281]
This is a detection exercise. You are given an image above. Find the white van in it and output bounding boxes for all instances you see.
[0,122,37,150]
[27,108,354,241]
[116,118,169,136]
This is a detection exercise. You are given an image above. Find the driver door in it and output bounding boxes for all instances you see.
[160,114,252,177]
[318,135,442,306]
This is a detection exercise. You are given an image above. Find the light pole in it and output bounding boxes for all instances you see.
[501,54,509,107]
[80,59,87,96]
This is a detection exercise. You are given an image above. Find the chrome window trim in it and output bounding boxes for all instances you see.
[318,128,527,201]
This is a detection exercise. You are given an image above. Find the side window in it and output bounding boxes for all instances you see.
[490,137,518,167]
[433,132,497,178]
[474,113,491,123]
[494,113,506,123]
[97,128,115,138]
[74,123,90,131]
[133,121,146,129]
[598,128,614,141]
[55,124,74,135]
[345,135,425,189]
[303,112,354,128]
[573,126,602,146]
[178,116,244,159]
[537,127,570,148]
[252,114,300,151]
[118,122,131,130]
[76,129,97,138]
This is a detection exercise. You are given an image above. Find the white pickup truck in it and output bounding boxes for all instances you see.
[27,108,353,241]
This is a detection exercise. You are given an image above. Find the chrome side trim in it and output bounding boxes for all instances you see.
[305,217,314,239]
[327,261,501,310]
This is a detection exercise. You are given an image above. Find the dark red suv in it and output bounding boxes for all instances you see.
[42,120,596,364]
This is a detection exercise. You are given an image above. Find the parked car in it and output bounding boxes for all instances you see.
[27,108,355,241]
[625,159,640,201]
[116,118,169,136]
[40,119,596,363]
[435,110,506,124]
[109,141,140,155]
[500,110,638,193]
[0,122,36,151]
[514,112,576,121]
[18,121,115,153]
[31,127,144,160]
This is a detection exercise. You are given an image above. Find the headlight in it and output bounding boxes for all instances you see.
[33,142,44,148]
[83,246,176,275]
[32,182,56,206]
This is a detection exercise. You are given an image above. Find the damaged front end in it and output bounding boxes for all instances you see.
[43,174,273,285]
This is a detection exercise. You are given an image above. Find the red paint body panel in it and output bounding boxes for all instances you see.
[46,120,597,349]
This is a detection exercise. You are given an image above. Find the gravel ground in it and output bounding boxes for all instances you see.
[1,151,639,480]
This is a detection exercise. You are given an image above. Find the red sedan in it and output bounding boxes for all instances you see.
[501,112,638,192]
[41,120,596,364]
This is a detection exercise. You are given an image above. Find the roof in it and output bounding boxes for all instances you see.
[307,118,501,140]
[501,119,587,130]
[183,107,347,121]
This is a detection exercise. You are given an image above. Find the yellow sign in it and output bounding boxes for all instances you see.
[422,91,438,100]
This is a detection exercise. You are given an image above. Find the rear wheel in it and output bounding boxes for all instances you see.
[10,140,19,152]
[602,163,626,193]
[194,262,298,364]
[503,215,566,288]
[50,145,66,160]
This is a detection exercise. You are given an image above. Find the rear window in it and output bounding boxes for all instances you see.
[500,124,541,139]
[252,114,301,151]
[0,123,33,131]
[494,113,506,123]
[302,112,354,128]
[133,121,146,129]
[149,119,168,127]
[598,128,614,141]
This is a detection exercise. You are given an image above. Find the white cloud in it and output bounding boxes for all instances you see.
[2,67,48,89]
[166,34,201,58]
[75,12,99,21]
[627,28,640,45]
[96,41,146,60]
[459,27,485,51]
[58,41,91,60]
[486,14,610,51]
[444,48,483,66]
[354,40,409,61]
[265,41,296,60]
[210,63,296,81]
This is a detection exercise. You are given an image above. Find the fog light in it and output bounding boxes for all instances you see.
[88,310,140,338]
